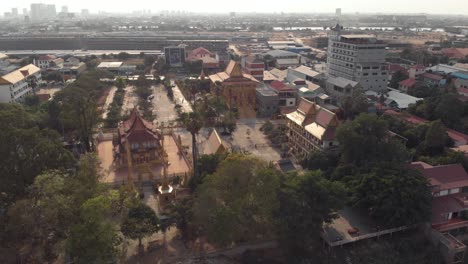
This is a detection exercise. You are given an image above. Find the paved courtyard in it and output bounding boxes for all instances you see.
[227,119,282,163]
[96,135,190,185]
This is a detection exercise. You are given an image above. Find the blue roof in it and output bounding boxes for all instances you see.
[452,71,468,80]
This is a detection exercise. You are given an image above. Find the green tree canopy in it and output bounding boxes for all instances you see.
[336,113,409,165]
[193,154,281,246]
[422,120,447,156]
[349,162,432,227]
[276,171,345,258]
[0,103,75,204]
[121,202,160,248]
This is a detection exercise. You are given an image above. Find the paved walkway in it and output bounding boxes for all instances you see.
[170,79,193,113]
[102,86,117,119]
[122,86,138,115]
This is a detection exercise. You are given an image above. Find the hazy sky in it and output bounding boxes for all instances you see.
[3,0,468,15]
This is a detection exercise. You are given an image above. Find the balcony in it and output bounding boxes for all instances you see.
[434,218,468,232]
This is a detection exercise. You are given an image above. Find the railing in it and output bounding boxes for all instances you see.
[325,226,409,247]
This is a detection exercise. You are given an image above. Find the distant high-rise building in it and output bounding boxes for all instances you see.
[11,8,18,17]
[326,24,388,95]
[61,6,68,13]
[81,9,90,17]
[336,8,341,16]
[22,8,28,16]
[30,3,43,21]
[30,3,55,21]
[46,4,56,17]
[230,12,236,17]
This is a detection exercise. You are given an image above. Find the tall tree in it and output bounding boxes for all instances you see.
[178,112,203,178]
[337,113,410,165]
[121,202,160,250]
[55,86,100,152]
[66,194,122,264]
[340,88,369,119]
[422,120,447,155]
[193,154,281,246]
[435,94,464,128]
[0,103,75,204]
[276,171,345,258]
[350,162,432,227]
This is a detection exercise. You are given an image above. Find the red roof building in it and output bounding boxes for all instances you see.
[241,55,264,81]
[187,47,219,70]
[442,48,468,60]
[267,80,297,107]
[113,108,163,166]
[384,110,468,147]
[410,161,468,231]
[398,78,417,92]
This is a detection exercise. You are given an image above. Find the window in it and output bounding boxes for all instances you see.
[439,190,449,196]
[372,73,378,75]
[363,73,369,76]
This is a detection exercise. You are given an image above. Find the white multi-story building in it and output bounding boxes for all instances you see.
[0,64,41,103]
[327,24,388,94]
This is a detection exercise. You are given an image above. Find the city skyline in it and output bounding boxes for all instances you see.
[2,0,468,16]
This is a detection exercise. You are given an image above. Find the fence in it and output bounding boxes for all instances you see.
[326,226,410,247]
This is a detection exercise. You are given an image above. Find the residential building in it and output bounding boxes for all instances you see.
[310,36,329,49]
[264,50,301,70]
[256,84,279,118]
[286,98,339,157]
[188,48,219,72]
[327,24,388,93]
[241,55,264,81]
[429,64,465,75]
[208,60,259,118]
[452,71,468,81]
[442,48,468,60]
[409,65,426,79]
[60,57,86,79]
[411,160,468,264]
[0,64,41,103]
[455,79,468,90]
[411,161,468,231]
[263,68,287,83]
[287,65,322,84]
[399,78,417,93]
[35,55,64,70]
[113,108,163,166]
[421,72,446,87]
[366,89,422,110]
[268,80,297,107]
[326,76,361,99]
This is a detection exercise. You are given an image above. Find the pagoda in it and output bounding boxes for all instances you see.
[113,108,163,166]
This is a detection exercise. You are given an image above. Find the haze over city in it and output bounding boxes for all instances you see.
[2,0,468,263]
[2,0,468,15]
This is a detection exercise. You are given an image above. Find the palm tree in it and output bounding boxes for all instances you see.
[178,112,203,178]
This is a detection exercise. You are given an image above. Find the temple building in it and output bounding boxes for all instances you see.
[113,108,163,166]
[209,60,259,118]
